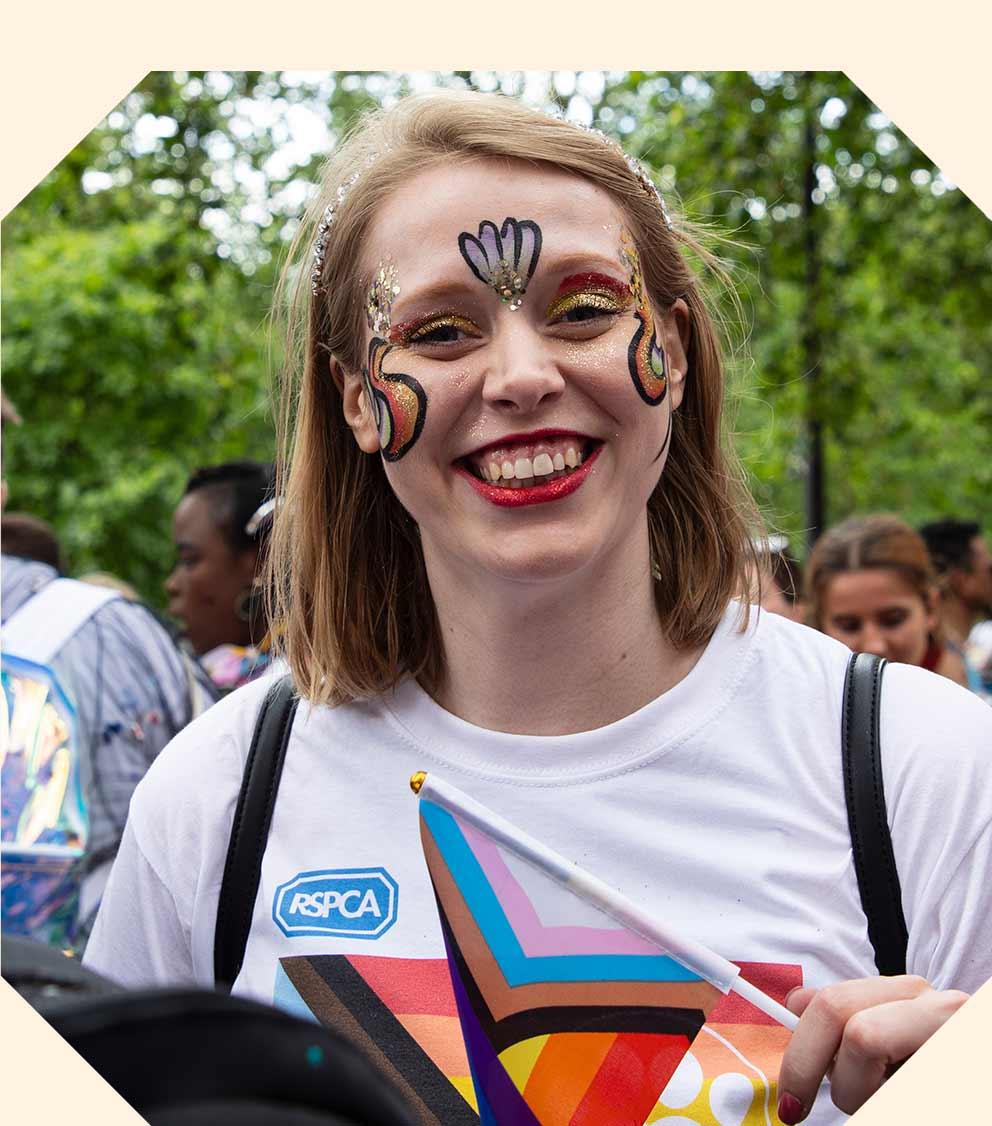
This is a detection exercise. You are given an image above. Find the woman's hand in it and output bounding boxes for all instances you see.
[776,975,969,1123]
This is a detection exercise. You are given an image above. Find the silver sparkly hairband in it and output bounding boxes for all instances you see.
[309,128,673,297]
[624,153,674,232]
[310,168,365,296]
[574,121,674,232]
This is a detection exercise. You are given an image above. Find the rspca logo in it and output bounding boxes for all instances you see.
[273,868,398,939]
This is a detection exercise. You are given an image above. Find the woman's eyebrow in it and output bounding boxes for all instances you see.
[553,272,631,299]
[389,277,479,312]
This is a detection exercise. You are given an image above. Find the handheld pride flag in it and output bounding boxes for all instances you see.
[412,772,797,1126]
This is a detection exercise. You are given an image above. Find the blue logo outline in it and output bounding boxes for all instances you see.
[272,866,398,939]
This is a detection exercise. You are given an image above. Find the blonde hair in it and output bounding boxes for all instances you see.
[806,514,938,629]
[269,90,761,705]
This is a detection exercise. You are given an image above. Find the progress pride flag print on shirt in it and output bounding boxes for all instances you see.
[275,953,800,1125]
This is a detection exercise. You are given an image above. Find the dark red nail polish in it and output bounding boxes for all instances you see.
[778,1092,803,1124]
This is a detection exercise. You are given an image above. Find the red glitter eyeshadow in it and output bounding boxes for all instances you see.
[389,318,424,344]
[556,272,631,301]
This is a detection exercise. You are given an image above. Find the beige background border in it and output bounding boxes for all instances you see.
[2,1,989,1120]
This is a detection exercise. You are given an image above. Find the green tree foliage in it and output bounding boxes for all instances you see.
[3,71,989,606]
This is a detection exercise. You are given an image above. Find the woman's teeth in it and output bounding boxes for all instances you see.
[477,446,585,487]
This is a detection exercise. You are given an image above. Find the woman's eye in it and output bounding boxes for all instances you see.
[398,315,481,347]
[879,610,910,628]
[413,324,466,344]
[558,303,613,324]
[547,290,631,327]
[832,618,861,633]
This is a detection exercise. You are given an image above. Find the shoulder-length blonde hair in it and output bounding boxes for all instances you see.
[269,90,760,705]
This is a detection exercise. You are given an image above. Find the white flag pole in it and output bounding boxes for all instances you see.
[412,772,799,1031]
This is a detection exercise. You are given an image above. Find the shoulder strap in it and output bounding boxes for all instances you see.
[841,651,908,976]
[214,674,298,991]
[2,578,120,664]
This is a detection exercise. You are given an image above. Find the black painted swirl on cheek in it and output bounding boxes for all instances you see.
[628,313,669,406]
[620,231,668,406]
[362,337,427,462]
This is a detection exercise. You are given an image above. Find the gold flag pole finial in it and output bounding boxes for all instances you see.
[410,771,428,795]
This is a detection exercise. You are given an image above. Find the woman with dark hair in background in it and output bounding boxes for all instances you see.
[807,513,969,687]
[165,460,277,693]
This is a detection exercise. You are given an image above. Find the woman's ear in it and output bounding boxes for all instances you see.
[658,298,690,412]
[332,357,381,455]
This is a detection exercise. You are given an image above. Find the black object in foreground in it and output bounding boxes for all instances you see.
[5,936,416,1126]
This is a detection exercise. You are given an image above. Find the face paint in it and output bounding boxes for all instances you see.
[362,338,427,462]
[545,272,633,322]
[365,261,401,338]
[390,312,483,347]
[457,217,543,310]
[619,230,668,405]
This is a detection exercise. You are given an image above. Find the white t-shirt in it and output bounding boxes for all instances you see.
[86,605,992,1126]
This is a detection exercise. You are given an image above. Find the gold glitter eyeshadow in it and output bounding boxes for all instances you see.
[398,314,481,344]
[546,289,633,322]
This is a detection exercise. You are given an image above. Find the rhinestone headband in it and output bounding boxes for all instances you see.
[573,121,674,231]
[624,153,674,232]
[310,169,363,296]
[309,125,674,297]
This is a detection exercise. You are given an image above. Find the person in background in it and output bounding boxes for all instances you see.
[1,393,217,950]
[919,518,992,701]
[165,461,277,694]
[753,534,807,624]
[807,513,968,686]
[1,511,65,572]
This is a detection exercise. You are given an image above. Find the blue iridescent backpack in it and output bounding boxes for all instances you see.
[1,579,118,949]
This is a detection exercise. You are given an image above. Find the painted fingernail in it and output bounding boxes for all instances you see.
[778,1093,804,1124]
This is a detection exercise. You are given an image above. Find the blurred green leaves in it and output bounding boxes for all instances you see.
[2,70,989,604]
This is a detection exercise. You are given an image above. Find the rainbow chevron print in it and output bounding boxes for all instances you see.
[417,779,736,1126]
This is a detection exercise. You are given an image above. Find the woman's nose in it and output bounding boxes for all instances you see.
[164,569,180,597]
[857,625,889,659]
[481,322,565,415]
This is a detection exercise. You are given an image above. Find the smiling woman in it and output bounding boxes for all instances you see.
[84,92,992,1126]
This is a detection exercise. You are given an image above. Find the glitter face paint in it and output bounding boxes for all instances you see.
[361,261,427,461]
[390,312,483,347]
[619,230,668,405]
[457,217,543,310]
[545,272,633,322]
[366,261,401,338]
[362,337,427,462]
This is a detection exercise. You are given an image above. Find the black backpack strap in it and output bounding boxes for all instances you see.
[214,674,298,991]
[842,651,908,976]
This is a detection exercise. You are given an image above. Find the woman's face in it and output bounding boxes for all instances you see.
[340,159,688,591]
[164,490,258,655]
[818,568,936,665]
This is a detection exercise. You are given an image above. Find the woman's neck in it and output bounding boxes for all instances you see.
[424,535,704,736]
